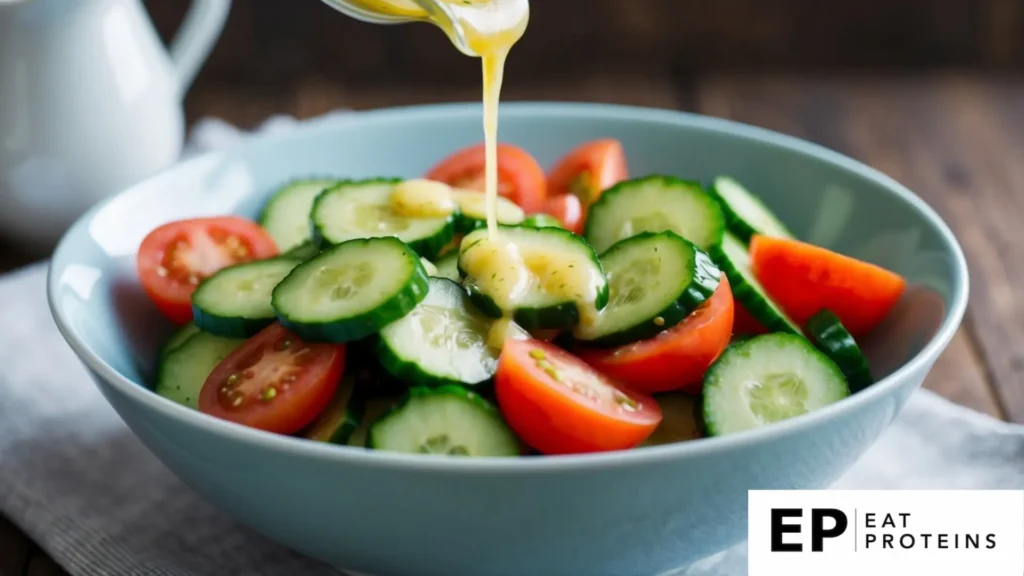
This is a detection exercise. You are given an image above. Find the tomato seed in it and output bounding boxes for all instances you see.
[232,396,244,407]
[226,373,239,386]
[543,366,560,381]
[653,316,665,327]
[528,349,545,360]
[156,267,168,277]
[276,339,292,351]
[261,387,278,401]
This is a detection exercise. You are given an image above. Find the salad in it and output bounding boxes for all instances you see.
[138,139,906,457]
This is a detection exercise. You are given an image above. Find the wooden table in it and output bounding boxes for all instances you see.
[2,73,1021,575]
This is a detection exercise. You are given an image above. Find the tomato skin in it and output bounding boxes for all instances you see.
[137,216,278,324]
[578,276,734,395]
[496,339,661,455]
[539,194,584,235]
[547,138,628,206]
[425,143,548,213]
[198,323,345,435]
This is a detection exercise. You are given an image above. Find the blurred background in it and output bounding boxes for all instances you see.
[147,0,1024,124]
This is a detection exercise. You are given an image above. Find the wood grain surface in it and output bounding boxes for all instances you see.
[1,73,1019,575]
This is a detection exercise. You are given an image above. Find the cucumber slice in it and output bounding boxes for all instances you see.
[458,225,609,331]
[368,385,520,456]
[710,176,795,242]
[304,372,366,445]
[583,175,726,254]
[282,241,321,261]
[192,258,303,338]
[272,237,430,343]
[154,331,244,409]
[711,232,802,335]
[431,252,461,282]
[348,396,401,448]
[158,322,200,364]
[259,179,339,252]
[805,309,874,393]
[311,178,455,259]
[574,232,720,347]
[642,392,704,446]
[451,189,525,233]
[703,333,850,436]
[520,213,564,229]
[377,278,499,389]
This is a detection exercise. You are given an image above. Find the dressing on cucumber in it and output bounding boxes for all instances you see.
[312,178,456,259]
[583,175,725,253]
[458,225,608,330]
[451,188,525,233]
[192,258,303,338]
[711,232,802,335]
[703,333,849,436]
[368,385,520,456]
[805,309,874,393]
[378,278,500,388]
[710,176,794,242]
[259,179,339,252]
[574,231,720,347]
[272,237,429,343]
[155,331,244,409]
[431,252,461,282]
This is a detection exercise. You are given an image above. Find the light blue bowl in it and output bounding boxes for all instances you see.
[47,103,968,576]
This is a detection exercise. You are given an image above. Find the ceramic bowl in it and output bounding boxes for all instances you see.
[47,103,968,576]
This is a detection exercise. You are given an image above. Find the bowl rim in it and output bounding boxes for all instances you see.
[47,101,969,473]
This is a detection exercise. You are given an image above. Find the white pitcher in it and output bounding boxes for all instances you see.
[0,0,231,250]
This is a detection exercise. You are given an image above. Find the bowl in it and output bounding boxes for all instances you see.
[47,102,968,576]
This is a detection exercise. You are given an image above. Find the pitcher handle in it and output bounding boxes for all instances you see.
[168,0,232,96]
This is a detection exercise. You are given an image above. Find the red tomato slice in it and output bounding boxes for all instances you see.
[495,339,661,455]
[577,275,734,395]
[749,234,907,338]
[137,216,278,324]
[198,323,345,435]
[540,194,584,235]
[425,143,547,213]
[547,138,628,206]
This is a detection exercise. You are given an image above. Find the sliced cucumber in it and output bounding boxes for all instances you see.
[259,179,339,252]
[710,176,795,242]
[583,175,726,254]
[451,189,525,233]
[642,392,704,446]
[520,213,564,230]
[574,232,720,347]
[458,225,608,330]
[154,331,244,409]
[703,333,850,436]
[431,252,461,282]
[282,241,321,261]
[272,237,429,343]
[378,278,498,388]
[311,178,455,259]
[711,232,802,335]
[348,396,401,448]
[158,322,200,364]
[805,309,874,393]
[304,372,366,445]
[368,385,520,456]
[192,258,303,338]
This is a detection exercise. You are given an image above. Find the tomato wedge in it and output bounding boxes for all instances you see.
[199,323,345,435]
[495,339,661,455]
[749,234,906,338]
[137,216,278,324]
[539,193,584,235]
[425,143,548,213]
[547,138,628,206]
[578,276,734,395]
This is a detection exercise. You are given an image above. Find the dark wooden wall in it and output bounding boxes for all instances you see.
[146,0,1024,90]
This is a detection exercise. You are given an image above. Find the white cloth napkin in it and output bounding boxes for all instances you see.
[2,113,1022,576]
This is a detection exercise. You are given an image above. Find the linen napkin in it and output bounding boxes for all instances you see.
[2,113,1022,576]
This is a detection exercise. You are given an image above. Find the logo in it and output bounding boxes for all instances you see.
[748,490,1024,576]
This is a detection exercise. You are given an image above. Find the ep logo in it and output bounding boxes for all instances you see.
[770,508,848,552]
